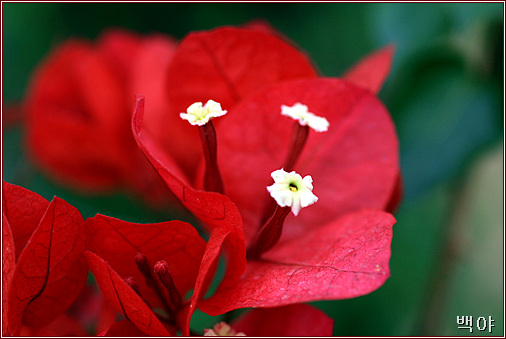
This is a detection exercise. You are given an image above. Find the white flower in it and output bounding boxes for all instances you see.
[180,100,227,126]
[267,168,318,216]
[281,103,329,132]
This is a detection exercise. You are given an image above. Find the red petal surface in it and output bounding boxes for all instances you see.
[86,214,206,310]
[233,304,334,336]
[131,33,203,181]
[101,320,148,336]
[2,216,15,336]
[165,26,317,114]
[6,197,87,334]
[200,209,394,314]
[158,27,318,184]
[19,313,87,336]
[343,45,395,94]
[25,40,129,190]
[218,78,400,244]
[24,31,173,205]
[98,29,144,84]
[2,181,50,259]
[132,97,246,333]
[85,251,171,336]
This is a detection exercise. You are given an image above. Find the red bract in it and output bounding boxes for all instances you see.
[24,30,175,204]
[132,98,246,335]
[2,181,87,336]
[232,304,334,336]
[24,25,315,203]
[132,24,399,321]
[343,45,395,94]
[85,214,210,336]
[142,26,318,182]
[216,78,399,244]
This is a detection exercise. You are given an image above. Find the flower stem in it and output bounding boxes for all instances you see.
[283,122,309,171]
[258,122,309,227]
[198,121,224,194]
[247,206,291,260]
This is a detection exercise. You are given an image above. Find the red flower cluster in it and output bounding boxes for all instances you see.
[6,23,401,336]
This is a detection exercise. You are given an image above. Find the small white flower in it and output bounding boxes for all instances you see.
[267,168,318,216]
[281,103,329,132]
[180,100,227,126]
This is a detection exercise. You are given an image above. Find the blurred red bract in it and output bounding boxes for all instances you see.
[24,29,176,205]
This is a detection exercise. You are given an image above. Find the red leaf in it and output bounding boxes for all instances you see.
[2,216,15,336]
[2,181,50,259]
[200,209,394,314]
[86,214,207,310]
[132,96,247,334]
[233,304,334,336]
[165,26,317,117]
[343,45,395,94]
[217,78,400,244]
[85,251,171,336]
[6,196,87,334]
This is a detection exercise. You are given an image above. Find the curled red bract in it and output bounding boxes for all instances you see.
[2,181,88,336]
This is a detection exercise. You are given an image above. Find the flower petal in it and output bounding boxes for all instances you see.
[165,26,317,117]
[86,214,207,311]
[2,216,15,336]
[6,196,87,335]
[218,78,400,244]
[2,181,50,259]
[85,251,171,336]
[232,304,334,336]
[132,96,247,335]
[200,209,394,314]
[343,45,395,94]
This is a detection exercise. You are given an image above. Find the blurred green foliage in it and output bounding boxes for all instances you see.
[2,2,503,336]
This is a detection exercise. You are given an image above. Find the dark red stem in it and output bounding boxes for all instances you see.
[258,122,309,227]
[247,206,291,260]
[283,122,309,171]
[198,121,224,194]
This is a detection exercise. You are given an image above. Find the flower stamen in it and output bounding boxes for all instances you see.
[154,260,182,313]
[134,253,176,321]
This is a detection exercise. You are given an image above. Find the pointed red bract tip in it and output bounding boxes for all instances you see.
[343,44,396,94]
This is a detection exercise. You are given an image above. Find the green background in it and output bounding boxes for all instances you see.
[2,2,503,336]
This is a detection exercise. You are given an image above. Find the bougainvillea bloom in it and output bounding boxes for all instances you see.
[130,25,400,322]
[24,30,176,204]
[24,24,317,206]
[2,181,87,336]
